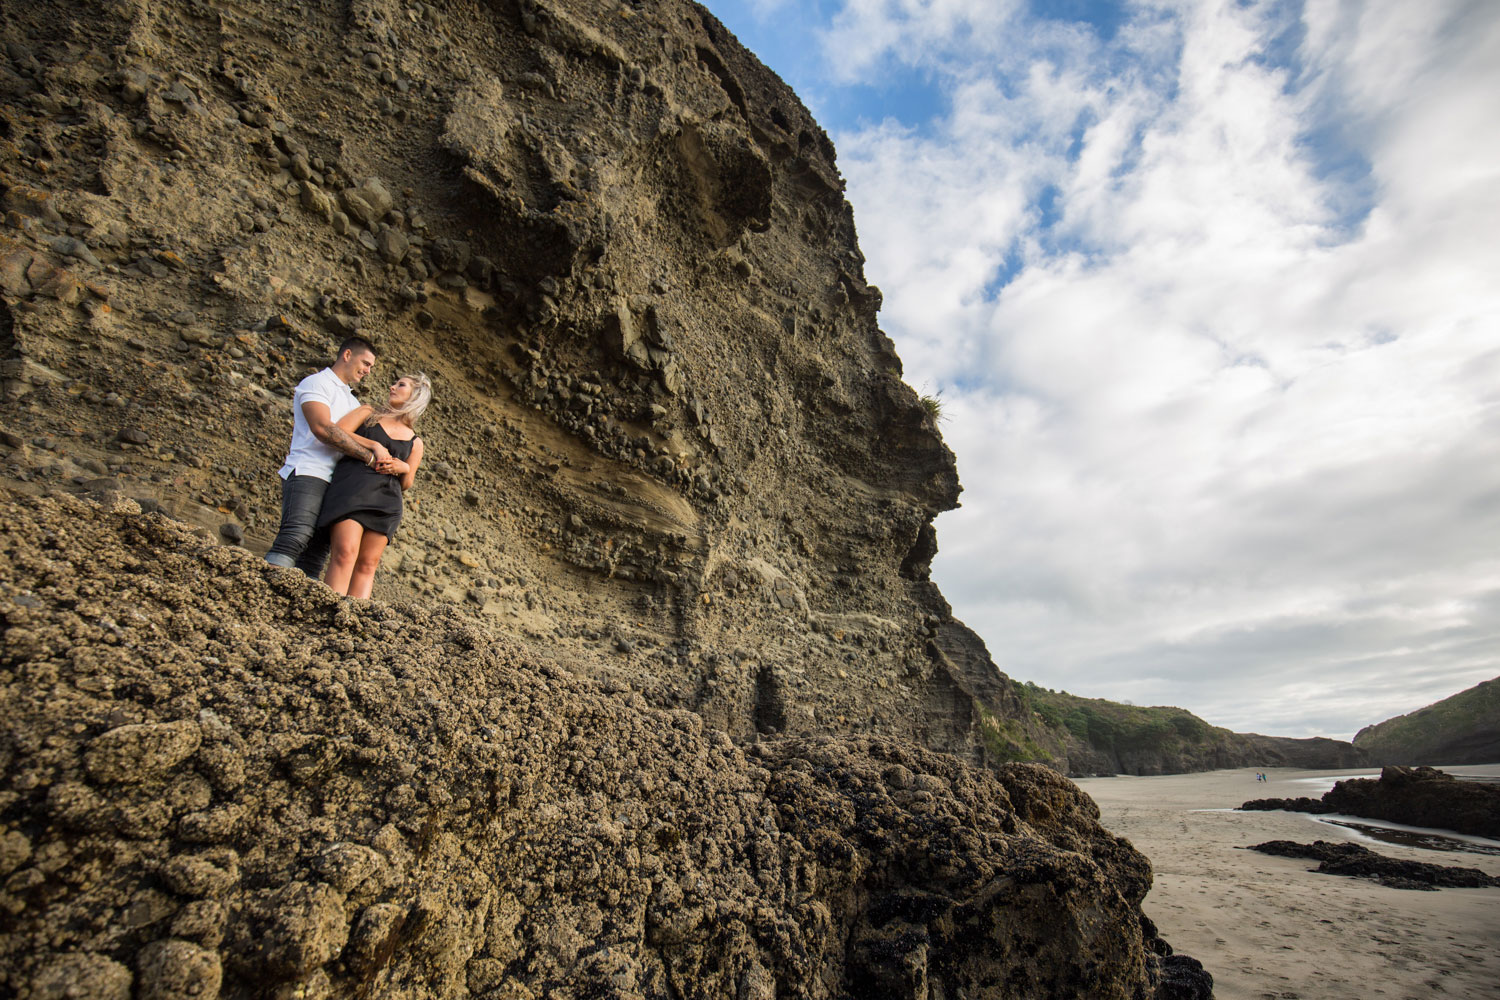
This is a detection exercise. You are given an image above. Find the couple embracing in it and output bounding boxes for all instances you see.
[264,337,431,598]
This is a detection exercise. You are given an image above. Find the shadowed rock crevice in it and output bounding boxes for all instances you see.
[752,663,787,736]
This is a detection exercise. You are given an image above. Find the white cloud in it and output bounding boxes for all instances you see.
[825,0,1500,738]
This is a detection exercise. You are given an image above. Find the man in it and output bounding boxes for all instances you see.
[265,337,391,576]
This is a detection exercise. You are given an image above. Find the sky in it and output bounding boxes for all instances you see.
[705,0,1500,740]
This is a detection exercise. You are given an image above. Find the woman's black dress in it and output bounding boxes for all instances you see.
[318,421,414,538]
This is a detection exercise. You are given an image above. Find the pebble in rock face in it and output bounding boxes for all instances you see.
[377,226,408,263]
[135,939,223,1000]
[340,178,394,227]
[84,721,201,784]
[29,953,133,1000]
[46,235,102,268]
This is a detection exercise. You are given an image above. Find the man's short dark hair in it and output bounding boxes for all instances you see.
[338,336,377,361]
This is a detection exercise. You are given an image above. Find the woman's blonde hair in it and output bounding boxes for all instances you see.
[367,372,432,428]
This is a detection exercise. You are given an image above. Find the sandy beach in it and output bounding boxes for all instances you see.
[1075,767,1500,1000]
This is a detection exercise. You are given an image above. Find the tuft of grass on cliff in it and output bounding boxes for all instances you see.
[978,704,1054,764]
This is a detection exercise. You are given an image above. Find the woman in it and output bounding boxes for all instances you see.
[318,373,430,598]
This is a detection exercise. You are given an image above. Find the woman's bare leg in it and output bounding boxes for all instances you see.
[324,520,365,595]
[347,530,389,599]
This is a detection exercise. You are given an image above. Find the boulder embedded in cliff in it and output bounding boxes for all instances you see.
[339,178,395,228]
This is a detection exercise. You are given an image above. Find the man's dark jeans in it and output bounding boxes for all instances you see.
[265,474,330,577]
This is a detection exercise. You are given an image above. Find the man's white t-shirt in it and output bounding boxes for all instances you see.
[278,367,360,482]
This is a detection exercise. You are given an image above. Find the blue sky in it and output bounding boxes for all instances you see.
[706,0,1500,741]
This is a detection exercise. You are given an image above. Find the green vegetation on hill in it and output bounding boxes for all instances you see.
[1007,681,1366,775]
[1018,682,1239,765]
[1353,677,1500,765]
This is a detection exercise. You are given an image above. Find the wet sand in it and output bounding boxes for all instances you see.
[1075,767,1500,1000]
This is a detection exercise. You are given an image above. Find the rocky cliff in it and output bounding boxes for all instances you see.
[0,0,1220,995]
[0,0,1062,779]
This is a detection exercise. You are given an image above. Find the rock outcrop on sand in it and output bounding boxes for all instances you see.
[1,490,1210,999]
[1240,766,1500,839]
[1247,841,1500,892]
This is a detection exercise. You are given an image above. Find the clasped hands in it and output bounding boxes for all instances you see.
[368,444,408,476]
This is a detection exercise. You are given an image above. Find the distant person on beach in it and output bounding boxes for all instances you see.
[316,373,430,598]
[265,338,391,576]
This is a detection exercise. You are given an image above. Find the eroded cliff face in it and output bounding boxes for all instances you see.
[0,491,1213,999]
[0,0,1066,774]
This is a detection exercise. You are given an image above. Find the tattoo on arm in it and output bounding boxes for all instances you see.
[326,425,373,463]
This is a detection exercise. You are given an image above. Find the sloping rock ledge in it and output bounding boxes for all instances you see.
[0,490,1209,999]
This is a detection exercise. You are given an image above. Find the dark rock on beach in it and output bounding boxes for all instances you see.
[1248,840,1500,891]
[1239,796,1332,814]
[1323,766,1500,839]
[1240,766,1500,839]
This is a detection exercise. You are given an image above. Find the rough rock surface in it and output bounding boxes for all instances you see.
[1247,840,1500,891]
[0,0,1224,993]
[1,490,1207,998]
[1240,766,1500,839]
